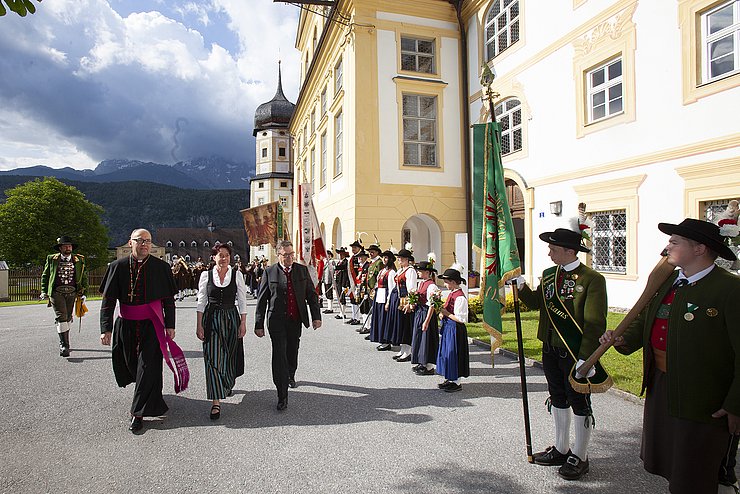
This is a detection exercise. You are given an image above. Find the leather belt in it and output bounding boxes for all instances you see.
[54,286,77,294]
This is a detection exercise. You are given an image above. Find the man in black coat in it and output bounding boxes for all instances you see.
[254,240,322,410]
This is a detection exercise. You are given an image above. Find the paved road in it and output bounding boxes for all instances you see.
[0,298,671,493]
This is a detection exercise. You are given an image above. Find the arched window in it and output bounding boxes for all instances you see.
[185,255,191,262]
[203,240,210,247]
[166,241,173,247]
[191,240,197,247]
[179,241,186,247]
[494,98,523,155]
[227,241,233,246]
[485,0,520,60]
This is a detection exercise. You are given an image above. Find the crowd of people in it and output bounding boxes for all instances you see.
[37,212,740,492]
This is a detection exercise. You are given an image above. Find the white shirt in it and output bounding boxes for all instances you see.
[676,263,715,285]
[375,268,396,304]
[398,266,418,294]
[561,259,581,272]
[196,265,248,314]
[451,288,469,323]
[423,280,441,307]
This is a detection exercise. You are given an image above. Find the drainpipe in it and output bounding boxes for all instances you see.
[452,0,473,274]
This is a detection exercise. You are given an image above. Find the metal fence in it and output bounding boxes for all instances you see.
[7,266,107,302]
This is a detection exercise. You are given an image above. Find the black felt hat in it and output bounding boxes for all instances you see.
[414,261,436,273]
[357,250,369,258]
[539,228,590,253]
[53,235,77,250]
[396,249,413,259]
[438,268,465,284]
[658,218,736,261]
[381,250,396,263]
[367,244,381,254]
[336,247,348,254]
[350,240,363,248]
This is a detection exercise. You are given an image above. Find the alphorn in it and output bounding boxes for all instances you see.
[575,254,676,377]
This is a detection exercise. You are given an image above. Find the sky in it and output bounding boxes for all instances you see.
[0,0,302,170]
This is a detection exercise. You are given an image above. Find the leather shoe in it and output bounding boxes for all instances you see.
[210,404,221,420]
[533,446,571,466]
[416,367,436,376]
[288,378,297,388]
[558,454,589,480]
[350,320,362,325]
[397,355,411,362]
[444,382,462,392]
[335,315,344,319]
[358,328,370,334]
[277,397,288,411]
[129,416,143,433]
[323,309,334,314]
[376,344,392,351]
[344,319,355,324]
[437,380,451,389]
[392,354,402,360]
[364,335,370,340]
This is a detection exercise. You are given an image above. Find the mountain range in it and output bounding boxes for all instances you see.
[0,156,254,190]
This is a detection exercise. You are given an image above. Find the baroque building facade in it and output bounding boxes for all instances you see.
[289,0,740,307]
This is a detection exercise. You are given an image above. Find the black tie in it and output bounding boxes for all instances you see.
[672,278,688,289]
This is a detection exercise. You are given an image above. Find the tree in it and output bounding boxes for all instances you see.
[0,177,110,268]
[0,0,42,17]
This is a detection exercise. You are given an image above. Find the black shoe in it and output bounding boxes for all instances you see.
[345,319,354,324]
[364,335,370,340]
[288,378,297,389]
[376,344,392,351]
[277,397,288,411]
[558,454,589,480]
[323,309,334,314]
[397,355,411,362]
[350,320,362,325]
[58,332,70,357]
[210,404,221,420]
[358,328,370,334]
[416,367,436,376]
[437,380,451,389]
[533,446,571,466]
[444,382,462,392]
[412,364,423,372]
[392,354,402,360]
[129,416,143,433]
[335,315,343,319]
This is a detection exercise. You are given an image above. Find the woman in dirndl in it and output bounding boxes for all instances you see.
[387,249,417,360]
[436,268,469,392]
[411,260,440,376]
[196,243,247,420]
[371,251,396,350]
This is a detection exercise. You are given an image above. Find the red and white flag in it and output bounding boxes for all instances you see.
[298,183,327,287]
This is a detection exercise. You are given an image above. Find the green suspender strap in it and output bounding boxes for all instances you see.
[541,266,613,394]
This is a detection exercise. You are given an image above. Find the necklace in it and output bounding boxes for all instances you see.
[129,255,149,302]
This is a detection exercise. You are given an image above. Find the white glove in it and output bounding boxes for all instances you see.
[81,295,86,303]
[513,275,527,290]
[40,292,47,300]
[575,359,596,379]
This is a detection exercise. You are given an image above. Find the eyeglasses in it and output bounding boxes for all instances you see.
[279,252,295,258]
[131,238,152,245]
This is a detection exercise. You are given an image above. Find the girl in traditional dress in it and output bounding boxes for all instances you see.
[436,268,469,392]
[386,249,417,360]
[411,260,440,375]
[371,251,396,350]
[196,243,247,419]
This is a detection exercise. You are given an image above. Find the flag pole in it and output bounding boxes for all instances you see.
[511,281,534,463]
[481,64,533,463]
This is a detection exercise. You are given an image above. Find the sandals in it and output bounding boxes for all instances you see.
[210,404,221,420]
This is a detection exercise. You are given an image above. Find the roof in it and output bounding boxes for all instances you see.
[253,62,296,136]
[154,227,249,261]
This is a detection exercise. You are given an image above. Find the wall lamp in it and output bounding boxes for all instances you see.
[550,201,563,216]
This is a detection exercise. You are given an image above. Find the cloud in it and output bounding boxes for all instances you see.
[0,0,300,170]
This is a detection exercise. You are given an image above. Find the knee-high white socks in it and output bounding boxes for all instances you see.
[351,303,360,320]
[56,321,70,333]
[552,406,571,455]
[572,414,592,460]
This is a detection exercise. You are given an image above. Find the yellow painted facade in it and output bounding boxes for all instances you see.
[290,0,468,268]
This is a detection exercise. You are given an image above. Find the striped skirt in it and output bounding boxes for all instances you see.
[203,305,241,400]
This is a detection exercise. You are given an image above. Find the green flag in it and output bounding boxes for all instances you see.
[473,122,521,349]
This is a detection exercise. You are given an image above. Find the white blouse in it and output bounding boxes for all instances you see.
[424,281,441,307]
[451,289,469,323]
[196,266,248,314]
[399,266,418,294]
[375,268,396,304]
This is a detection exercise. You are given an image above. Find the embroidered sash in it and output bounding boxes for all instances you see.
[541,266,611,392]
[120,300,190,393]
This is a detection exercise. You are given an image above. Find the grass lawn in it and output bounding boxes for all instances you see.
[467,311,645,397]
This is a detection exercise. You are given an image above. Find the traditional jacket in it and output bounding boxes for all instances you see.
[518,262,607,359]
[41,253,88,296]
[618,267,740,424]
[366,258,383,291]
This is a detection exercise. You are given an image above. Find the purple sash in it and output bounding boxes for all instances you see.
[120,300,189,393]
